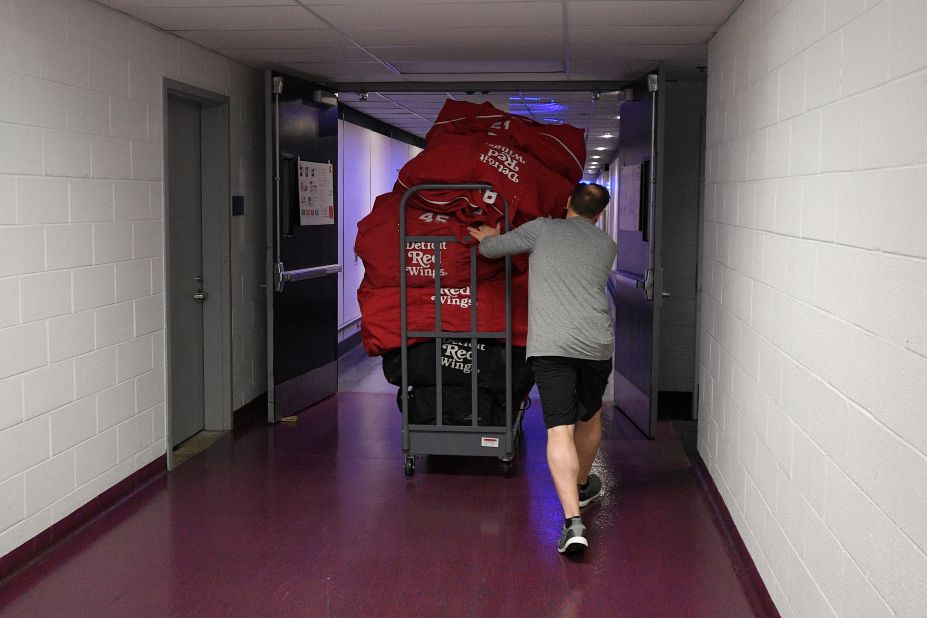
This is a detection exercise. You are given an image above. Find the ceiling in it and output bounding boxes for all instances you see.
[97,0,736,178]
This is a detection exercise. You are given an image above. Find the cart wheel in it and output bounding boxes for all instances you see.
[501,459,513,477]
[404,456,415,477]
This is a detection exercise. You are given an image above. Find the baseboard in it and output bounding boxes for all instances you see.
[0,455,167,583]
[691,455,780,618]
[337,330,362,357]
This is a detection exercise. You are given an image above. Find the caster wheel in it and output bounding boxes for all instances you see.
[501,459,513,477]
[404,457,415,477]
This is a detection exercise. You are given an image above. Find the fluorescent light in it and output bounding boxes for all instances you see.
[595,146,606,151]
[601,133,614,138]
[591,155,601,159]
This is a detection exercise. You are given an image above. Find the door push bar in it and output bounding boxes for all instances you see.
[274,261,342,292]
[616,268,655,301]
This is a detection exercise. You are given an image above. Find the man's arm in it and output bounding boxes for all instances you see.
[467,219,543,258]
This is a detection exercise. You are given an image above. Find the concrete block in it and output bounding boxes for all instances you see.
[824,0,865,33]
[132,220,162,259]
[75,346,117,399]
[0,124,43,175]
[0,375,23,431]
[72,264,115,312]
[789,109,821,176]
[24,451,74,516]
[778,55,806,120]
[135,367,164,412]
[0,475,25,534]
[840,2,890,97]
[15,176,68,224]
[134,294,163,336]
[90,136,132,180]
[94,300,134,349]
[801,174,837,241]
[115,259,152,303]
[50,396,96,455]
[116,335,151,383]
[131,140,162,181]
[48,310,94,363]
[75,428,116,486]
[890,0,927,79]
[92,221,133,264]
[43,130,92,178]
[116,408,153,462]
[46,224,93,271]
[805,33,842,110]
[40,39,89,88]
[110,97,148,142]
[0,416,48,483]
[766,120,791,179]
[65,87,109,136]
[69,179,114,223]
[22,359,74,421]
[0,225,44,279]
[20,270,70,323]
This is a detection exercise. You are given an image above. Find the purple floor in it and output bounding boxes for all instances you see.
[0,392,765,617]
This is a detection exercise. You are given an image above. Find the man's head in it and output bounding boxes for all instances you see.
[567,183,610,220]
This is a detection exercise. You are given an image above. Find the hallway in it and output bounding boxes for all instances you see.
[0,358,766,616]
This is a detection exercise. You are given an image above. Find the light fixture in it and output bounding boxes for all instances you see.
[615,115,621,119]
[592,155,601,159]
[601,133,614,138]
[595,146,606,151]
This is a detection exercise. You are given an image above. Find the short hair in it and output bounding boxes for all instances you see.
[570,183,610,217]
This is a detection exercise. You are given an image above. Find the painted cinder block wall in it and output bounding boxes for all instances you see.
[699,0,927,615]
[0,0,265,556]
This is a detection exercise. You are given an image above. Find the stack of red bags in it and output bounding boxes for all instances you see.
[355,99,586,357]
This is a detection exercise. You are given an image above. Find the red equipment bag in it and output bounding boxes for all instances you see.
[425,99,586,184]
[355,190,504,288]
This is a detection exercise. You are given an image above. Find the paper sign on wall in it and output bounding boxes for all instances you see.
[298,161,334,226]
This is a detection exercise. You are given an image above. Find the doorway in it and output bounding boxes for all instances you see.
[164,80,232,467]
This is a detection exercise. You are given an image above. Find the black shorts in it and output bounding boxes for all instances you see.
[529,356,612,429]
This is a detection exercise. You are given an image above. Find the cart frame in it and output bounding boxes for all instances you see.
[399,183,522,476]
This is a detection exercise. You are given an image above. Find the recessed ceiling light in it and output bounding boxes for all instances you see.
[615,115,621,119]
[601,133,614,138]
[595,146,606,151]
[591,155,601,159]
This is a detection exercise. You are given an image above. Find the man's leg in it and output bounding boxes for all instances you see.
[574,409,602,486]
[546,424,580,518]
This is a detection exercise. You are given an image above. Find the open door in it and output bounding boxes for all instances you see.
[611,73,663,439]
[265,72,342,422]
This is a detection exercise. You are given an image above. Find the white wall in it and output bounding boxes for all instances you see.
[0,0,264,557]
[336,119,420,346]
[700,0,927,615]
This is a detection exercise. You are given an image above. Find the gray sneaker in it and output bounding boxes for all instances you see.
[578,473,602,508]
[557,519,588,554]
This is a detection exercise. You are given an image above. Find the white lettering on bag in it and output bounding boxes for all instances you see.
[429,287,472,309]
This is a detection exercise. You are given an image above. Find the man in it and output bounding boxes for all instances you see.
[468,183,617,554]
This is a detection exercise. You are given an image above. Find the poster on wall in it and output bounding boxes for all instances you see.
[298,161,335,225]
[618,164,641,231]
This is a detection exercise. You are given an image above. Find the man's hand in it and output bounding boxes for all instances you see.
[466,223,501,242]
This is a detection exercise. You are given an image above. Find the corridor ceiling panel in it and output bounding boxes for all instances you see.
[98,0,735,178]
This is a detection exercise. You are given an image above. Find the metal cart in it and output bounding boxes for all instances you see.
[399,183,524,477]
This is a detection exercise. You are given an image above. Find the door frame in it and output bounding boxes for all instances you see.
[163,79,232,469]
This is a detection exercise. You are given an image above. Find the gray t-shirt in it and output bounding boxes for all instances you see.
[480,216,618,361]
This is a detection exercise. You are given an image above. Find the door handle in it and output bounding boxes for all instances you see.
[661,292,671,298]
[274,261,343,292]
[193,291,208,301]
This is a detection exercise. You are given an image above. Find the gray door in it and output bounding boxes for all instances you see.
[611,74,663,439]
[167,96,206,446]
[265,72,341,422]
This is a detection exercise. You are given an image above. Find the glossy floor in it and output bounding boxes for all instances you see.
[0,375,765,616]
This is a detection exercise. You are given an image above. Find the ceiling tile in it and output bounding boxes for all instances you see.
[348,26,562,48]
[283,61,401,80]
[104,0,294,6]
[312,2,562,30]
[129,6,326,30]
[218,47,371,64]
[395,59,564,75]
[569,25,716,46]
[369,44,562,63]
[176,29,346,48]
[572,44,707,61]
[568,1,736,27]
